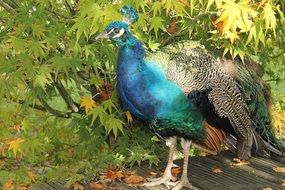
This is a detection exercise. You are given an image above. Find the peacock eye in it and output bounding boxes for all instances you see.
[114,28,120,34]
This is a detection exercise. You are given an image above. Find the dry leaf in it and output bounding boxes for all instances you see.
[167,21,177,34]
[147,171,157,177]
[199,151,209,157]
[101,170,125,181]
[18,185,28,190]
[171,167,182,177]
[90,182,105,190]
[124,175,144,184]
[212,168,223,174]
[273,167,285,173]
[3,180,13,190]
[262,188,272,190]
[73,183,84,190]
[281,179,285,187]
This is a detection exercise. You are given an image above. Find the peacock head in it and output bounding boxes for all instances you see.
[96,21,136,47]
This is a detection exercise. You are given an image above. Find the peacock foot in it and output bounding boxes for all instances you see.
[170,177,199,190]
[232,158,250,166]
[143,173,177,187]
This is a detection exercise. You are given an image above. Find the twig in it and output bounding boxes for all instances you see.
[0,0,15,13]
[64,0,76,16]
[161,29,188,47]
[38,97,70,118]
[52,76,79,113]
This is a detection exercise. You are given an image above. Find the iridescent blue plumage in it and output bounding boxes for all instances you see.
[101,21,204,140]
[120,5,139,24]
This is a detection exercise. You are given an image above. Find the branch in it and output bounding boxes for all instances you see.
[64,0,76,16]
[38,97,70,118]
[52,76,79,113]
[0,0,15,13]
[3,0,18,9]
[161,29,188,47]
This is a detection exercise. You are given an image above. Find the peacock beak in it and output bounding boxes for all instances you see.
[95,30,110,40]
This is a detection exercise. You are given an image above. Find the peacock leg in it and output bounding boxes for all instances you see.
[143,136,177,186]
[170,138,199,190]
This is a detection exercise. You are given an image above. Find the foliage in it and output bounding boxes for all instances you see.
[0,0,285,189]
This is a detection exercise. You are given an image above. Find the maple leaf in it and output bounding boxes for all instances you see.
[18,185,28,190]
[123,175,144,184]
[3,180,13,190]
[8,138,24,158]
[80,96,96,113]
[212,167,223,173]
[273,167,285,173]
[73,183,84,190]
[90,182,105,190]
[171,167,182,177]
[263,3,276,35]
[125,111,133,125]
[27,171,36,183]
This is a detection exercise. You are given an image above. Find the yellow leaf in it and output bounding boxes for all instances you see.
[3,180,13,190]
[263,3,276,35]
[282,97,285,103]
[125,111,133,124]
[27,171,36,183]
[8,138,24,158]
[80,96,96,113]
[224,31,240,43]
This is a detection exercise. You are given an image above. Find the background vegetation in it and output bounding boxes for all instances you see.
[0,0,284,189]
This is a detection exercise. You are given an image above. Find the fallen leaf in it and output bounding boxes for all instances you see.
[90,182,105,190]
[281,179,285,187]
[80,96,96,113]
[212,167,223,173]
[73,183,84,190]
[124,175,144,184]
[147,171,158,177]
[273,167,285,173]
[199,152,209,157]
[101,170,125,181]
[3,180,13,190]
[262,188,272,190]
[18,185,28,190]
[171,167,182,177]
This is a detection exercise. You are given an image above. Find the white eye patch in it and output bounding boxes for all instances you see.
[113,28,125,38]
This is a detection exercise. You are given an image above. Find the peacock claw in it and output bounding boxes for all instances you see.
[171,178,199,190]
[143,172,178,187]
[146,175,177,182]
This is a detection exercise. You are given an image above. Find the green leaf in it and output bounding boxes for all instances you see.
[104,117,124,137]
[149,16,165,38]
[88,106,106,124]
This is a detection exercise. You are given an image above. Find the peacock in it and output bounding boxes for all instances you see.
[96,5,285,190]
